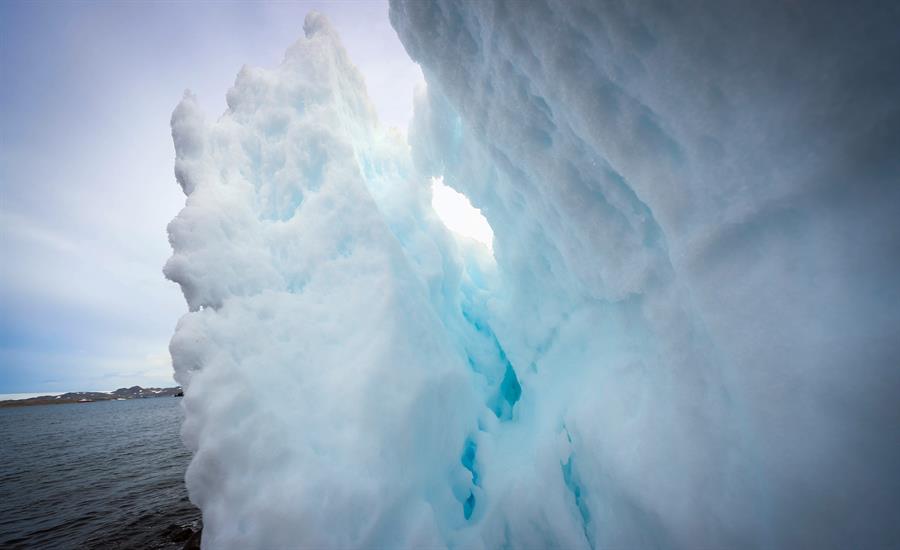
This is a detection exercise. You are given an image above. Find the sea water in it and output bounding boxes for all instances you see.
[0,397,198,548]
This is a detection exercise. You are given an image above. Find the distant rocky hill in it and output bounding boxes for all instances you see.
[0,386,183,408]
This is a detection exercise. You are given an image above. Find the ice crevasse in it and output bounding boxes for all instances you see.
[166,3,900,549]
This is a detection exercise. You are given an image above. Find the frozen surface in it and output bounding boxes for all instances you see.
[167,4,900,549]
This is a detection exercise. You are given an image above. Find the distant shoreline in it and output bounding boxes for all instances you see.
[0,392,67,401]
[0,386,183,408]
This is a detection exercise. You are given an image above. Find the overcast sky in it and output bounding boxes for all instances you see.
[0,1,422,393]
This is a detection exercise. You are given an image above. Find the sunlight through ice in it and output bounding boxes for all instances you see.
[430,177,494,251]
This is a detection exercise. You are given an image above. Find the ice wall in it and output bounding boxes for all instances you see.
[392,0,900,547]
[165,4,900,549]
[166,14,484,547]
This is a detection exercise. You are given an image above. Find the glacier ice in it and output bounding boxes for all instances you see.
[166,4,900,549]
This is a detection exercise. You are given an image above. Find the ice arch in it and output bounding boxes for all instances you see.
[165,4,900,549]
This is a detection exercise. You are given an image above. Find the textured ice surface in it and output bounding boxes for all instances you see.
[167,5,900,549]
[167,15,480,547]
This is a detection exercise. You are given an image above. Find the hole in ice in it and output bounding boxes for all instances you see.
[430,177,494,250]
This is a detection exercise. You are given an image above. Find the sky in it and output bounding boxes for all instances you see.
[0,1,424,393]
[431,178,493,251]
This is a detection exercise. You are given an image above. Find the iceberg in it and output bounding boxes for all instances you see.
[166,3,900,548]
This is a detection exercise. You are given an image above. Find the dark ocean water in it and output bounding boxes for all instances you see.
[0,397,200,549]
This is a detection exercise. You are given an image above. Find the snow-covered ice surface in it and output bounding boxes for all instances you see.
[166,4,900,548]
